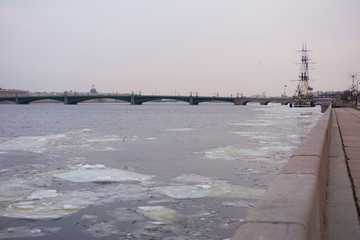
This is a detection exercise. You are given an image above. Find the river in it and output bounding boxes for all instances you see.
[0,102,322,239]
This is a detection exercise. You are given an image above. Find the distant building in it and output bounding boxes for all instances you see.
[0,88,28,97]
[89,85,98,95]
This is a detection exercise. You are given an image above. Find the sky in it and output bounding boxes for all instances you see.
[1,0,360,97]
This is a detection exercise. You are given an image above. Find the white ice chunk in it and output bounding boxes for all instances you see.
[137,206,177,224]
[0,135,66,152]
[81,164,106,170]
[174,174,213,184]
[0,177,52,191]
[86,135,123,142]
[0,181,150,220]
[209,182,265,198]
[30,229,42,234]
[0,226,61,238]
[170,174,265,199]
[237,168,263,175]
[27,190,59,200]
[63,205,77,210]
[166,128,194,131]
[80,129,91,132]
[144,137,157,140]
[54,164,154,183]
[154,185,211,199]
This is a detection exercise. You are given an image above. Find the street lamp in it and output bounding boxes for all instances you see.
[356,78,360,108]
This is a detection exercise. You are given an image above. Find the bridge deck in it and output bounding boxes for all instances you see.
[0,95,294,105]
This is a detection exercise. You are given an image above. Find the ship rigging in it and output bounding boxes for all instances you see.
[293,44,315,107]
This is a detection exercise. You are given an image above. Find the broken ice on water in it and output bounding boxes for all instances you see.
[154,174,265,199]
[200,146,266,161]
[153,185,212,199]
[0,226,61,239]
[137,206,178,224]
[0,163,264,240]
[0,131,158,156]
[200,144,295,163]
[0,134,66,153]
[0,164,154,220]
[54,164,154,183]
[166,128,195,131]
[0,183,151,220]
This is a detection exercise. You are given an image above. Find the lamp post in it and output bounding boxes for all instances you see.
[357,78,360,108]
[351,74,357,105]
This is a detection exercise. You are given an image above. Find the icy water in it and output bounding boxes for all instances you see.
[0,102,322,239]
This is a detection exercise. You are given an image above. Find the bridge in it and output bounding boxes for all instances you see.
[0,94,294,106]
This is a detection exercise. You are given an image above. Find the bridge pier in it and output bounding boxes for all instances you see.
[234,97,246,105]
[15,97,29,104]
[130,95,142,105]
[189,96,199,105]
[64,96,78,105]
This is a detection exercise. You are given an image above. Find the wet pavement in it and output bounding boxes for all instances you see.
[325,108,360,239]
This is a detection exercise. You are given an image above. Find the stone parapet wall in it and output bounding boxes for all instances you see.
[233,105,333,240]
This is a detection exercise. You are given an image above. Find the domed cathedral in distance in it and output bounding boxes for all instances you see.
[89,85,98,95]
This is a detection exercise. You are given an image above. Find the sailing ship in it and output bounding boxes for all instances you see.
[293,44,315,107]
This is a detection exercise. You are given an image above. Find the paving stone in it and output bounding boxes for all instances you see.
[326,203,359,224]
[325,222,360,240]
[349,162,360,171]
[233,222,308,240]
[326,186,355,204]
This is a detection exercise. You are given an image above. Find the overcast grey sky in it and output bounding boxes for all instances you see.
[1,0,359,96]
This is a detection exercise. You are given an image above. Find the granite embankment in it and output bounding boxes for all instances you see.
[233,106,360,240]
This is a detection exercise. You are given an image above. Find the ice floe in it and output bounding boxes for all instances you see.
[0,135,66,153]
[0,176,52,191]
[0,226,61,239]
[86,135,124,142]
[227,121,273,127]
[153,185,212,199]
[236,168,263,175]
[26,189,59,200]
[155,174,265,199]
[1,184,150,220]
[223,199,255,208]
[0,166,263,223]
[108,207,145,221]
[137,206,177,224]
[201,146,265,160]
[54,164,154,183]
[200,144,294,163]
[83,221,119,238]
[166,128,194,131]
[144,137,157,141]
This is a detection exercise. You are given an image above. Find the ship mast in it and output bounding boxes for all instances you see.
[298,44,312,95]
[293,44,315,107]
